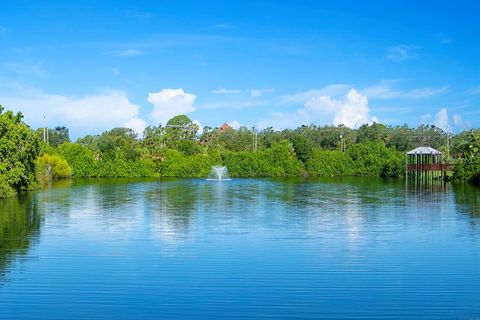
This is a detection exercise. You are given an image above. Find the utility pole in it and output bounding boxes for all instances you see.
[43,122,46,143]
[252,126,258,152]
[43,115,48,145]
[446,132,451,161]
[340,132,345,152]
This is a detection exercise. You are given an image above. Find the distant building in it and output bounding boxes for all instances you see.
[219,123,232,133]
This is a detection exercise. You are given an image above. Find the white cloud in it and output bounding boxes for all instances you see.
[387,44,419,62]
[453,114,471,130]
[113,49,144,57]
[147,88,196,125]
[0,85,144,137]
[192,119,203,135]
[422,108,471,132]
[211,87,241,94]
[199,99,272,110]
[250,88,275,98]
[228,120,241,129]
[362,81,448,100]
[125,117,147,135]
[434,108,450,132]
[281,84,351,105]
[258,89,378,129]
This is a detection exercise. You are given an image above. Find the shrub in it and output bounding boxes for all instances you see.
[58,143,96,177]
[307,150,353,176]
[36,154,72,182]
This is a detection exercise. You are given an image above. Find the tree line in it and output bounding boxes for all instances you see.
[1,106,479,198]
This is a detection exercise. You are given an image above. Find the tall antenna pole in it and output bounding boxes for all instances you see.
[252,126,258,152]
[446,132,450,161]
[43,115,46,143]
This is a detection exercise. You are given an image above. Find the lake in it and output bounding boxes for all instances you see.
[0,178,479,319]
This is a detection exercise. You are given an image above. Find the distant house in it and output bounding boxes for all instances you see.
[219,123,232,133]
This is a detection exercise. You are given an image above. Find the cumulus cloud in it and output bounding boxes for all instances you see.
[125,117,147,135]
[228,120,242,129]
[453,114,471,130]
[147,88,196,125]
[434,108,450,132]
[192,119,203,135]
[421,108,470,132]
[258,89,378,130]
[0,85,145,137]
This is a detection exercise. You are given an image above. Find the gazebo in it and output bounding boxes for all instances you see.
[405,146,449,182]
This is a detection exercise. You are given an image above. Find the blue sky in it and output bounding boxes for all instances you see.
[0,0,479,138]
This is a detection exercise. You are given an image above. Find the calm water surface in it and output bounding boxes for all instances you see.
[0,178,479,319]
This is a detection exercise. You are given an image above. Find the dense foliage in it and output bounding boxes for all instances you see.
[451,130,480,185]
[36,154,72,183]
[0,106,40,198]
[2,103,480,197]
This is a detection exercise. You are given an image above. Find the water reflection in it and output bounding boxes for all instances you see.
[0,195,41,278]
[0,178,479,319]
[453,184,480,219]
[144,180,198,246]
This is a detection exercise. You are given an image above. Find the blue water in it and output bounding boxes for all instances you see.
[0,178,479,319]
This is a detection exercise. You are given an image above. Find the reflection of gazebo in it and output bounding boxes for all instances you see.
[405,147,450,181]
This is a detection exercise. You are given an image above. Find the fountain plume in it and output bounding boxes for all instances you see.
[207,166,231,180]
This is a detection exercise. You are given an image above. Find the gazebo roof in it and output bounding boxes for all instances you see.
[406,146,442,155]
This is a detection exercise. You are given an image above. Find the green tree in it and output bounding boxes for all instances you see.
[58,143,96,177]
[49,126,70,147]
[165,115,199,146]
[97,128,139,161]
[356,123,389,144]
[386,124,415,152]
[346,141,404,177]
[452,130,480,185]
[0,106,40,198]
[289,135,314,164]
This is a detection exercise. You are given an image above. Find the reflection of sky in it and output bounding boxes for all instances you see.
[0,178,479,319]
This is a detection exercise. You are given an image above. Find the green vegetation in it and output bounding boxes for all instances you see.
[36,154,72,183]
[0,195,41,274]
[1,104,480,198]
[451,130,480,185]
[0,106,40,198]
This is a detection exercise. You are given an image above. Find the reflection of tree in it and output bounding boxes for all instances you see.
[145,180,199,239]
[72,178,154,211]
[453,184,480,218]
[0,195,41,277]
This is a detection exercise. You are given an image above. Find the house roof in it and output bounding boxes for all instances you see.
[219,123,231,131]
[406,146,442,155]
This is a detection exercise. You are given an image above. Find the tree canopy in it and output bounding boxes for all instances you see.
[0,106,40,197]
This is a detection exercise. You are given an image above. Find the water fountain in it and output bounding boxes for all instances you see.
[207,165,231,181]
